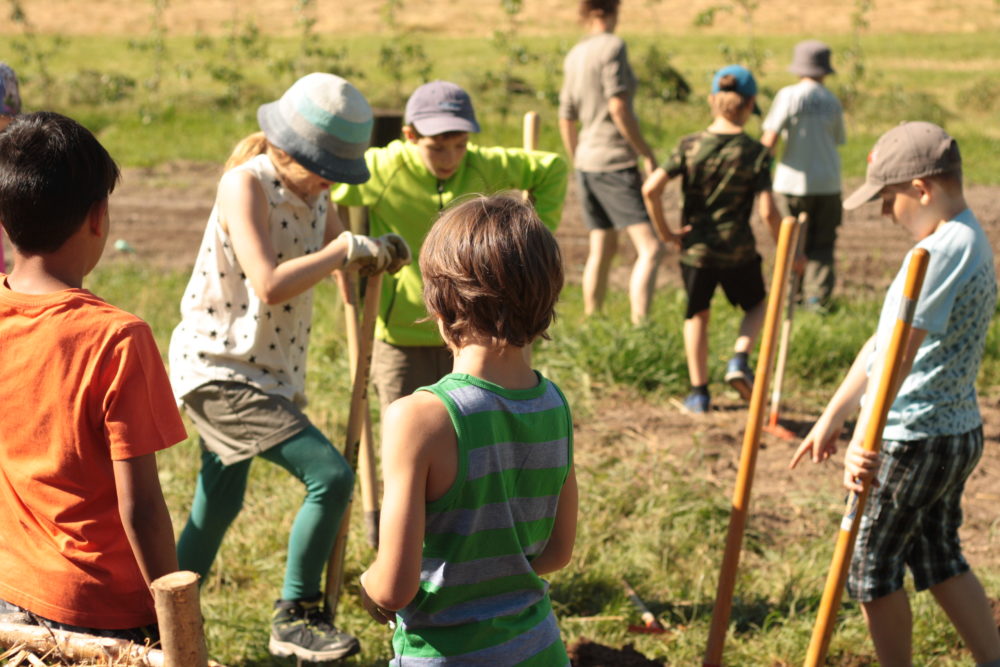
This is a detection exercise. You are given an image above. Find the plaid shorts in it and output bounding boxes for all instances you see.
[847,426,983,602]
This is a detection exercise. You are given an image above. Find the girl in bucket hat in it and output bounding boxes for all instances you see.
[168,73,409,662]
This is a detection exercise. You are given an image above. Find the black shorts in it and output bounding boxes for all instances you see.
[680,257,766,319]
[576,167,651,231]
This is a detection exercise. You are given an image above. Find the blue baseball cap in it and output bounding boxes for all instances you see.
[711,64,761,115]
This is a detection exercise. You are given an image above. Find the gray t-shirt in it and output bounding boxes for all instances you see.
[762,79,845,196]
[559,32,638,173]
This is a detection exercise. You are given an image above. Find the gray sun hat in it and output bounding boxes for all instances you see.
[257,73,373,184]
[788,40,835,78]
[843,121,962,210]
[404,80,480,136]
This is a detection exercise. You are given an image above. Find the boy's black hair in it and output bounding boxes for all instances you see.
[0,111,120,254]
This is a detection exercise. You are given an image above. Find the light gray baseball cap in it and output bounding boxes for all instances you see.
[404,81,480,136]
[788,40,835,78]
[843,121,962,210]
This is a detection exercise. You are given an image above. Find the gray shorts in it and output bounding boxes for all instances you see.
[847,427,982,602]
[576,167,651,231]
[371,340,452,411]
[181,381,312,466]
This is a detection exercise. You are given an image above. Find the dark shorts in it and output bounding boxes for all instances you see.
[680,257,766,319]
[775,192,842,256]
[0,598,158,643]
[371,340,453,411]
[847,427,983,602]
[181,381,312,466]
[576,167,651,231]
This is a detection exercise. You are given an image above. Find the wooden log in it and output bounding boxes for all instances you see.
[0,622,163,666]
[151,571,207,667]
[0,622,227,666]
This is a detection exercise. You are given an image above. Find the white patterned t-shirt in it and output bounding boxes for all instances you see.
[868,209,996,440]
[169,153,328,406]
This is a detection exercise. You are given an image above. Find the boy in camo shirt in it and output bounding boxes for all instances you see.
[642,64,781,413]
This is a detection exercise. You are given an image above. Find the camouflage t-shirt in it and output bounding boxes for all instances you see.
[663,131,773,268]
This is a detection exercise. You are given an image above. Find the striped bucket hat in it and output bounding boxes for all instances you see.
[257,73,373,184]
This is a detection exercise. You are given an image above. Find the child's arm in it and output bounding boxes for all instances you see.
[841,326,927,492]
[220,170,385,304]
[113,453,178,586]
[529,466,578,576]
[359,392,455,620]
[641,168,687,248]
[608,95,656,175]
[789,336,874,469]
[760,130,780,156]
[558,118,579,164]
[756,189,783,244]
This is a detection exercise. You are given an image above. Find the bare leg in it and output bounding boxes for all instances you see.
[930,571,1000,664]
[734,299,766,354]
[583,229,618,316]
[625,222,664,325]
[684,309,710,387]
[861,588,913,666]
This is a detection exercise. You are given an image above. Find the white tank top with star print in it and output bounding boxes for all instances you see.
[168,153,328,407]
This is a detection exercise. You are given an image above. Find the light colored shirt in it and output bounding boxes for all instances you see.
[869,209,996,440]
[169,153,327,406]
[762,79,845,196]
[559,32,638,173]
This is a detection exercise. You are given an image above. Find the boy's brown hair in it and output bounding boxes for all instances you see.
[710,74,754,123]
[579,0,621,19]
[421,193,563,349]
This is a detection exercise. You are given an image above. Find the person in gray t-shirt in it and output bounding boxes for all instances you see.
[558,0,664,325]
[762,40,845,311]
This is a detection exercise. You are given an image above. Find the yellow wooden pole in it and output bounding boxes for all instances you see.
[804,247,929,666]
[764,212,808,440]
[326,270,383,621]
[703,215,802,666]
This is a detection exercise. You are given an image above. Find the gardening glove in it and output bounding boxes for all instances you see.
[378,233,412,274]
[338,231,390,276]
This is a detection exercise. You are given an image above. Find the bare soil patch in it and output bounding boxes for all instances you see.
[10,0,1000,37]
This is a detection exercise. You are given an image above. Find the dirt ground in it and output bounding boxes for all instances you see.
[10,0,999,37]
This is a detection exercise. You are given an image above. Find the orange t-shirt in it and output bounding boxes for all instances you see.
[0,278,187,629]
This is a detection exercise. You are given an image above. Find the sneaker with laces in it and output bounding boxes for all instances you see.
[269,594,361,661]
[725,357,754,401]
[682,392,710,414]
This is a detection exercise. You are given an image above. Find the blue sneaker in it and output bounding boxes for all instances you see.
[682,392,710,414]
[725,357,754,401]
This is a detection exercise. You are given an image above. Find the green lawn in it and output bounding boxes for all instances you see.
[81,262,1000,666]
[1,30,998,183]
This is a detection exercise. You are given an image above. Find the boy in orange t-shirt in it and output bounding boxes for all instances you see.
[0,112,187,641]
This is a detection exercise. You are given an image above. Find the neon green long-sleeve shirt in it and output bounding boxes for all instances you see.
[331,139,567,347]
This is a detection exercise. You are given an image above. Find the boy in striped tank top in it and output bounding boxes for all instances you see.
[359,194,578,665]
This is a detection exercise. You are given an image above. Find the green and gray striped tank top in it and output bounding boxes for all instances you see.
[392,372,573,666]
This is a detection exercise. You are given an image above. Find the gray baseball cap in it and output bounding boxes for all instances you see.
[404,81,480,136]
[789,40,835,78]
[843,121,961,210]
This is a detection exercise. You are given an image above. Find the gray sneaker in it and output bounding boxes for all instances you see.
[269,595,360,662]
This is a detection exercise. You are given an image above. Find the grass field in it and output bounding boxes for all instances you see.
[2,29,1000,183]
[80,262,1000,666]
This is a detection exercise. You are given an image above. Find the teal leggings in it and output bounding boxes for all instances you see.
[177,424,354,601]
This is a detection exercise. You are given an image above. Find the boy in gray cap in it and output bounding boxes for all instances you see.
[761,40,845,311]
[332,80,567,412]
[791,122,1000,667]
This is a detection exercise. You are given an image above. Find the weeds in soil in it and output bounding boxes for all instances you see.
[80,261,1000,666]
